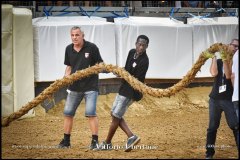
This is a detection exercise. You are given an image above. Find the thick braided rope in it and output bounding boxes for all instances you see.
[2,43,232,127]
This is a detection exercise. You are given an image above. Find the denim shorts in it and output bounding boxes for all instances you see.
[111,94,133,119]
[64,90,98,117]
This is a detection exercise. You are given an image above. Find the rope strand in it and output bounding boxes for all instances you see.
[2,43,232,127]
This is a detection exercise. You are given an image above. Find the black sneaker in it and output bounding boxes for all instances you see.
[125,135,141,152]
[90,139,99,150]
[205,147,214,159]
[205,154,213,159]
[57,139,71,149]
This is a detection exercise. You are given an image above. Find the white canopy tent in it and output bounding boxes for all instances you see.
[32,16,238,81]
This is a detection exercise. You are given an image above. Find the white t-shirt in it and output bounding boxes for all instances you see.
[232,50,239,102]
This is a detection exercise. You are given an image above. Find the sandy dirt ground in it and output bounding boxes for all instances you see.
[2,87,238,159]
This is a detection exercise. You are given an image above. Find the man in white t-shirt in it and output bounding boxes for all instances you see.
[232,49,239,121]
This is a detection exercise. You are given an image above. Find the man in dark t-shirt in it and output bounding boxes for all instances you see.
[205,39,239,159]
[58,26,103,150]
[98,35,149,152]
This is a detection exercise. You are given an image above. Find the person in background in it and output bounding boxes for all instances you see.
[175,1,182,8]
[205,39,239,159]
[230,39,239,121]
[183,1,203,7]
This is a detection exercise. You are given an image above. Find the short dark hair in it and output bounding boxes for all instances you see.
[231,38,239,42]
[137,35,149,45]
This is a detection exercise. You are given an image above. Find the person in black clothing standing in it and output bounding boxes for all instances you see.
[98,35,149,152]
[205,39,239,159]
[58,26,103,150]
